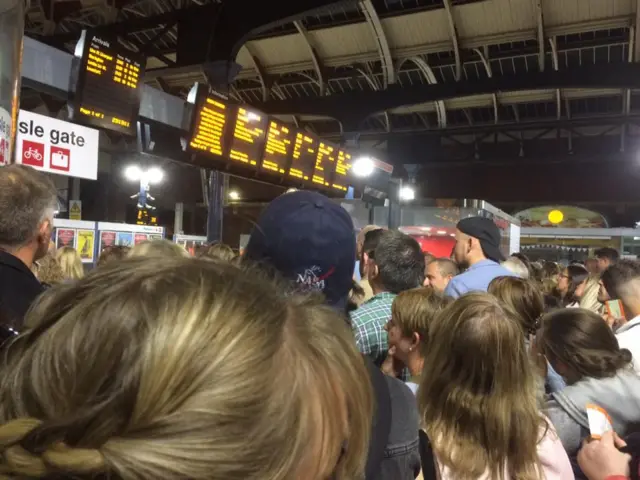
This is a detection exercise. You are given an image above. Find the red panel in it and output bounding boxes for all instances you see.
[410,235,455,258]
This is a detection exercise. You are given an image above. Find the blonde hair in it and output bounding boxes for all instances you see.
[127,239,189,259]
[55,247,84,280]
[391,287,451,347]
[0,258,371,479]
[418,293,545,480]
[32,254,64,286]
[197,243,236,262]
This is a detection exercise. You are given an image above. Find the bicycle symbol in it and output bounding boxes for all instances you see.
[24,147,43,161]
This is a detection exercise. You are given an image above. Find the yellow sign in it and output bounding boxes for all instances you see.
[69,200,82,220]
[548,210,564,225]
[76,229,95,262]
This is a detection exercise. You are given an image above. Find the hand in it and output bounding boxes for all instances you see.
[577,430,630,480]
[381,346,402,378]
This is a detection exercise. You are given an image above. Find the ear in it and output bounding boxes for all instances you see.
[410,332,421,350]
[370,263,380,280]
[38,219,52,239]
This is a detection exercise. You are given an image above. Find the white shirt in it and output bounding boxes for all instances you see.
[616,315,640,374]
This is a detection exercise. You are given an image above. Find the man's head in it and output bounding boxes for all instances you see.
[368,230,425,294]
[243,191,356,309]
[594,247,619,273]
[453,217,505,268]
[425,258,458,293]
[0,165,57,266]
[356,225,381,258]
[359,228,384,279]
[600,259,640,316]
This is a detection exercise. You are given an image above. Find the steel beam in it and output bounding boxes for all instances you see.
[473,47,498,124]
[534,0,545,71]
[359,0,395,87]
[442,0,462,81]
[549,37,561,119]
[244,45,272,102]
[293,20,326,96]
[399,57,446,128]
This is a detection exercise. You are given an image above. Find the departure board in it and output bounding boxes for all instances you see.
[228,107,267,168]
[70,31,145,135]
[262,120,293,174]
[332,148,353,192]
[313,141,337,187]
[289,132,318,181]
[189,96,228,155]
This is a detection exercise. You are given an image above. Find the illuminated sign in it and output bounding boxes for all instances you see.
[289,132,318,181]
[228,107,267,168]
[70,31,145,135]
[332,148,353,192]
[190,97,228,156]
[313,141,337,187]
[262,120,293,174]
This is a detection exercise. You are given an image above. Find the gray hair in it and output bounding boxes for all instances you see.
[501,257,530,279]
[0,165,57,248]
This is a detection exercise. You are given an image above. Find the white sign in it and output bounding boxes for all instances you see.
[15,110,99,180]
[0,106,11,166]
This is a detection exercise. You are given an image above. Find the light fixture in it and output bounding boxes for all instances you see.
[147,166,164,184]
[352,156,375,177]
[124,165,164,184]
[437,230,447,235]
[399,185,416,202]
[228,190,240,201]
[548,209,564,225]
[124,165,142,182]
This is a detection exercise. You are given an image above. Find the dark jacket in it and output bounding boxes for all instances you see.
[0,250,43,331]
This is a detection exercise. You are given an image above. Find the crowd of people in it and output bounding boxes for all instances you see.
[0,164,638,479]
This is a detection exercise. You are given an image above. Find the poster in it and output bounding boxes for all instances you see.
[149,234,163,241]
[100,231,116,251]
[116,232,133,247]
[55,228,76,249]
[134,233,149,245]
[76,229,95,262]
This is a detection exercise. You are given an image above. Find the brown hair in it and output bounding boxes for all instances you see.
[391,287,451,347]
[418,293,545,480]
[488,276,544,336]
[0,258,371,479]
[197,243,236,262]
[538,308,632,382]
[128,239,189,259]
[97,245,130,267]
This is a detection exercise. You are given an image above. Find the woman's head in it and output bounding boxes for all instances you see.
[418,293,543,480]
[488,276,544,336]
[128,239,190,259]
[97,245,130,267]
[197,243,236,262]
[32,254,64,287]
[55,247,84,280]
[537,308,632,384]
[386,287,451,363]
[0,258,371,479]
[557,264,589,304]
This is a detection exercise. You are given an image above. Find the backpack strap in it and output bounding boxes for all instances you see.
[418,429,438,480]
[364,357,392,480]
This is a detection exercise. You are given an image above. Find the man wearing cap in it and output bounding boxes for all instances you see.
[244,191,421,480]
[445,216,516,298]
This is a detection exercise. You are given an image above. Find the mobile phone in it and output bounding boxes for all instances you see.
[605,299,625,320]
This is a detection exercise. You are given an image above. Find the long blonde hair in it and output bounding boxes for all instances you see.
[55,246,84,280]
[0,258,371,479]
[127,239,189,259]
[417,292,545,480]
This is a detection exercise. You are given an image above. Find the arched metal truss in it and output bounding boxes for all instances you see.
[534,0,545,71]
[243,44,271,102]
[293,20,327,96]
[442,0,462,81]
[354,66,390,131]
[472,47,498,124]
[360,0,395,88]
[398,57,447,128]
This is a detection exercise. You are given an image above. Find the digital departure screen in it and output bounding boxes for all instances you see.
[262,120,293,174]
[228,107,267,168]
[313,141,337,187]
[70,31,144,135]
[332,148,353,192]
[190,96,228,156]
[289,132,318,181]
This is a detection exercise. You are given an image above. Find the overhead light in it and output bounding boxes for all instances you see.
[228,190,240,201]
[399,185,416,201]
[437,230,447,235]
[421,227,431,231]
[352,156,375,177]
[124,165,142,182]
[147,167,164,184]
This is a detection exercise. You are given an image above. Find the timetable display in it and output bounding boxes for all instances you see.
[289,132,318,181]
[332,148,353,192]
[70,31,145,135]
[313,141,337,187]
[228,107,267,168]
[190,96,228,155]
[262,120,293,174]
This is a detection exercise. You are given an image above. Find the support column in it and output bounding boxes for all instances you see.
[207,170,225,243]
[388,178,402,230]
[174,202,184,235]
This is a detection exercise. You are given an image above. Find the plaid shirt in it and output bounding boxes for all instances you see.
[351,292,396,366]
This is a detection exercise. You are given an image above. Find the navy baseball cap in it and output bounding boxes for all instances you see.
[244,191,356,308]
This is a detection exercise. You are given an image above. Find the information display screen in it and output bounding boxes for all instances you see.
[289,132,318,181]
[262,120,293,174]
[186,84,357,194]
[332,148,353,192]
[228,107,267,168]
[313,141,337,187]
[71,31,144,135]
[189,96,228,156]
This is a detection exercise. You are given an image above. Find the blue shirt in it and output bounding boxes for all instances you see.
[353,260,361,281]
[444,259,516,298]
